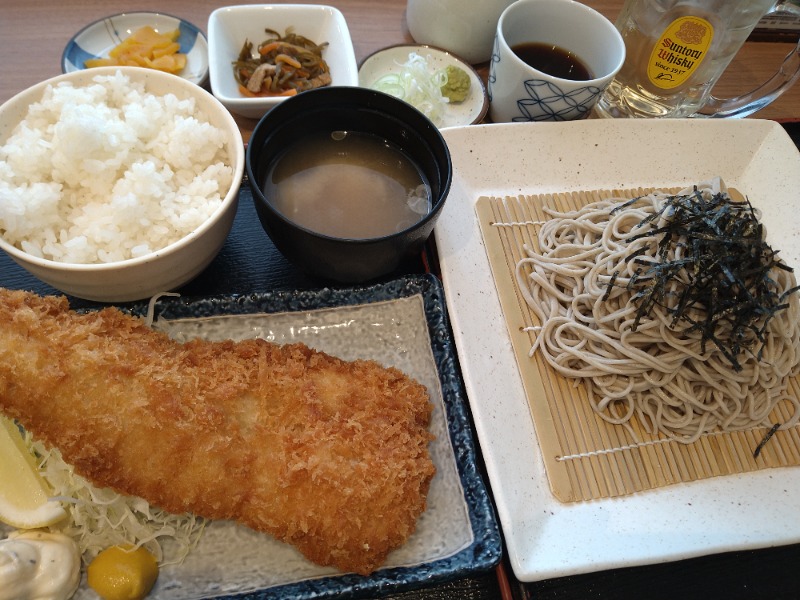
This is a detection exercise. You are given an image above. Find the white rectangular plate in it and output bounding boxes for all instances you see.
[435,119,800,582]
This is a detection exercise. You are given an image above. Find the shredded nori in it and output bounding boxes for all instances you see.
[753,423,781,458]
[606,187,799,371]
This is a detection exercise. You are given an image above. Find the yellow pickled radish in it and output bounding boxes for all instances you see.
[0,415,66,528]
[84,26,187,74]
[87,545,160,600]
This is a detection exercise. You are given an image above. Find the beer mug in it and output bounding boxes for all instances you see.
[595,0,800,118]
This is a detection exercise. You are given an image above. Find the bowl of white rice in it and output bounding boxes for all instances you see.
[0,66,244,302]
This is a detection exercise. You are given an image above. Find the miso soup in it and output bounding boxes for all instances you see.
[262,130,431,239]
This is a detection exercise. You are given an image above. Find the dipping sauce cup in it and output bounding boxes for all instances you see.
[488,0,625,122]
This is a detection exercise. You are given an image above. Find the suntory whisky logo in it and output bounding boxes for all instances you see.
[657,38,703,69]
[647,16,714,90]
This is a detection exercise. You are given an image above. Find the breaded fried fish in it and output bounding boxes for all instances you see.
[0,288,435,575]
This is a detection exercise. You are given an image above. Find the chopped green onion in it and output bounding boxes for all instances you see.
[372,52,449,126]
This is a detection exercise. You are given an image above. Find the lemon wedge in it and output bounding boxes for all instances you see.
[0,415,66,528]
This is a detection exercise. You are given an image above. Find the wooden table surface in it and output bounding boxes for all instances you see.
[2,2,800,600]
[2,0,799,138]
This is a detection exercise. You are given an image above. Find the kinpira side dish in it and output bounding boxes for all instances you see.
[233,28,331,97]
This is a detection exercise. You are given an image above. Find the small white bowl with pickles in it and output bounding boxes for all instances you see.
[207,4,359,119]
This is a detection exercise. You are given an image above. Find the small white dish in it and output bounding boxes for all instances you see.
[208,4,359,120]
[359,44,488,129]
[62,12,209,86]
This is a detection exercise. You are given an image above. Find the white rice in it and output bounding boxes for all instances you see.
[0,70,233,264]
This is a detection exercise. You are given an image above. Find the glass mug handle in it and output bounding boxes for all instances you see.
[697,0,800,117]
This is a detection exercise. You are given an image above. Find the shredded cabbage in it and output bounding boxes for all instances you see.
[145,291,180,326]
[372,52,449,126]
[25,434,205,566]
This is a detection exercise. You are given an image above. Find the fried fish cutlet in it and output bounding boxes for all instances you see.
[0,288,436,575]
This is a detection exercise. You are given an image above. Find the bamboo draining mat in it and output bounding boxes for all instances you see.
[475,189,800,503]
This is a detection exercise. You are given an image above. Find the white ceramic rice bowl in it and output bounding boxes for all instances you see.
[0,67,244,303]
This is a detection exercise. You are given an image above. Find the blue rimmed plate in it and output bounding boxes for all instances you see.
[3,275,501,598]
[62,12,209,85]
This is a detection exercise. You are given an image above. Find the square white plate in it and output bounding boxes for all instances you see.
[435,119,800,582]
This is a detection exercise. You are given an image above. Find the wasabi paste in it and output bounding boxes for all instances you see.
[440,65,470,103]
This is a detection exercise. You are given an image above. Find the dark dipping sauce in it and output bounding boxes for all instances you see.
[511,42,593,81]
[262,130,431,240]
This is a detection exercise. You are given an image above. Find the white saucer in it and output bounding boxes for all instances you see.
[359,44,488,128]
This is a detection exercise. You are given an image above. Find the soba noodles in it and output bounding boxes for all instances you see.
[516,180,800,444]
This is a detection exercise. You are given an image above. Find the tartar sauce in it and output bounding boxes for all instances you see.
[0,530,80,600]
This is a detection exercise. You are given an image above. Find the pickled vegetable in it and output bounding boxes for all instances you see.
[84,26,187,74]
